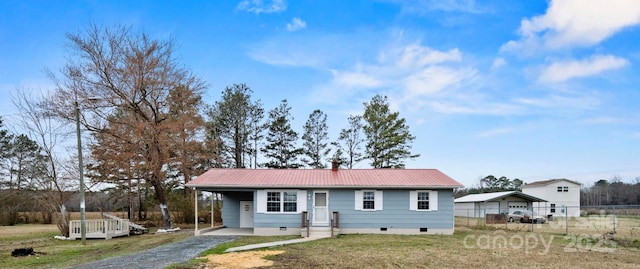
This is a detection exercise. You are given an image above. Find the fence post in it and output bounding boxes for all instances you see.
[467,209,470,227]
[565,205,568,235]
[531,214,534,232]
[612,206,616,233]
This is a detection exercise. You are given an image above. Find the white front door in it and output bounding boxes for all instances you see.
[313,191,329,226]
[239,201,254,228]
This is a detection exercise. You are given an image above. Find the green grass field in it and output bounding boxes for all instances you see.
[201,228,639,268]
[2,223,639,269]
[0,224,191,269]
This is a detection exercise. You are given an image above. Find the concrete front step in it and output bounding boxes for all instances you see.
[301,227,340,238]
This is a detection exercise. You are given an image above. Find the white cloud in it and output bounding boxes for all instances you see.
[237,0,286,14]
[515,93,601,111]
[388,0,482,14]
[331,70,382,88]
[539,55,629,83]
[502,0,640,53]
[286,17,306,32]
[580,116,623,125]
[387,44,461,68]
[246,34,360,69]
[299,39,532,117]
[426,100,521,115]
[246,40,324,68]
[491,57,506,70]
[403,66,470,97]
[329,43,470,97]
[477,127,516,138]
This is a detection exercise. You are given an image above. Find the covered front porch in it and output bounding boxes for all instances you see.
[191,188,340,237]
[192,189,254,236]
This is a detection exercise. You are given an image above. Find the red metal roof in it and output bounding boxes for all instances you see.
[186,168,463,189]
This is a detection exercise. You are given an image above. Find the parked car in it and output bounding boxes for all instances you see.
[508,210,546,224]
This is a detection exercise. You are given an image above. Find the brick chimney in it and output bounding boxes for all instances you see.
[331,159,339,171]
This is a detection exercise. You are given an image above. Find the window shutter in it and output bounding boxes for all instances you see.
[375,191,383,211]
[429,190,438,211]
[409,191,417,211]
[297,190,307,213]
[256,190,267,213]
[354,190,363,210]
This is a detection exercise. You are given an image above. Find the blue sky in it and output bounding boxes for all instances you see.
[1,0,639,187]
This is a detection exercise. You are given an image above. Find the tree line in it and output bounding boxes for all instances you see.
[455,174,640,207]
[0,24,419,231]
[454,175,523,197]
[581,177,640,206]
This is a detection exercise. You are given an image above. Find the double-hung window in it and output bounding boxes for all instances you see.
[362,191,375,210]
[258,190,305,213]
[355,190,383,211]
[266,192,281,212]
[417,191,430,210]
[410,190,438,211]
[283,191,297,212]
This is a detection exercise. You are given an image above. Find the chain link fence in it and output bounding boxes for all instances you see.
[455,205,640,239]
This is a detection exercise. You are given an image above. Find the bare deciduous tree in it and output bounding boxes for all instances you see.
[333,115,364,169]
[45,24,206,228]
[11,90,75,235]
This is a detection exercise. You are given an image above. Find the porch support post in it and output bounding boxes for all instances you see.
[194,188,199,235]
[215,192,216,228]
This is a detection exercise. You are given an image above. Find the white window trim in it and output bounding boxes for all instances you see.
[354,190,383,211]
[410,190,438,211]
[257,190,307,214]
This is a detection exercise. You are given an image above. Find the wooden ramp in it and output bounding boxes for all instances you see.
[102,212,149,234]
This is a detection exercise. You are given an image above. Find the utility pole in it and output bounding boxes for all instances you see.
[75,101,86,245]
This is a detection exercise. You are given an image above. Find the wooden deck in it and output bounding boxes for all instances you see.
[69,219,130,240]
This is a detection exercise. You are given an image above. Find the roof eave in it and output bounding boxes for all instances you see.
[186,184,463,190]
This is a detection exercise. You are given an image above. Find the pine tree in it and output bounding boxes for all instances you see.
[207,84,263,168]
[0,117,14,189]
[362,94,419,168]
[261,99,302,168]
[302,109,330,168]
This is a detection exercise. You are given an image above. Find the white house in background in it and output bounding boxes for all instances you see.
[454,191,547,218]
[522,179,581,217]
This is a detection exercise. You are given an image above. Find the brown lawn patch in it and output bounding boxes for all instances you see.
[203,250,284,269]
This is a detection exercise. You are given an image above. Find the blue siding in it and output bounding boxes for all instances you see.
[221,189,455,230]
[220,192,252,228]
[253,190,306,229]
[329,189,454,229]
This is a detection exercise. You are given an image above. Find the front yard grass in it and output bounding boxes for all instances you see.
[0,224,191,269]
[198,228,640,269]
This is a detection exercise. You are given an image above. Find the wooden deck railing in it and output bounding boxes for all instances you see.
[331,211,339,236]
[301,211,309,237]
[69,219,130,240]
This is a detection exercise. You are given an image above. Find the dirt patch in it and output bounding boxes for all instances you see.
[203,250,284,269]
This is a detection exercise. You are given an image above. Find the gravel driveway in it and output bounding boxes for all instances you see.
[68,235,238,269]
